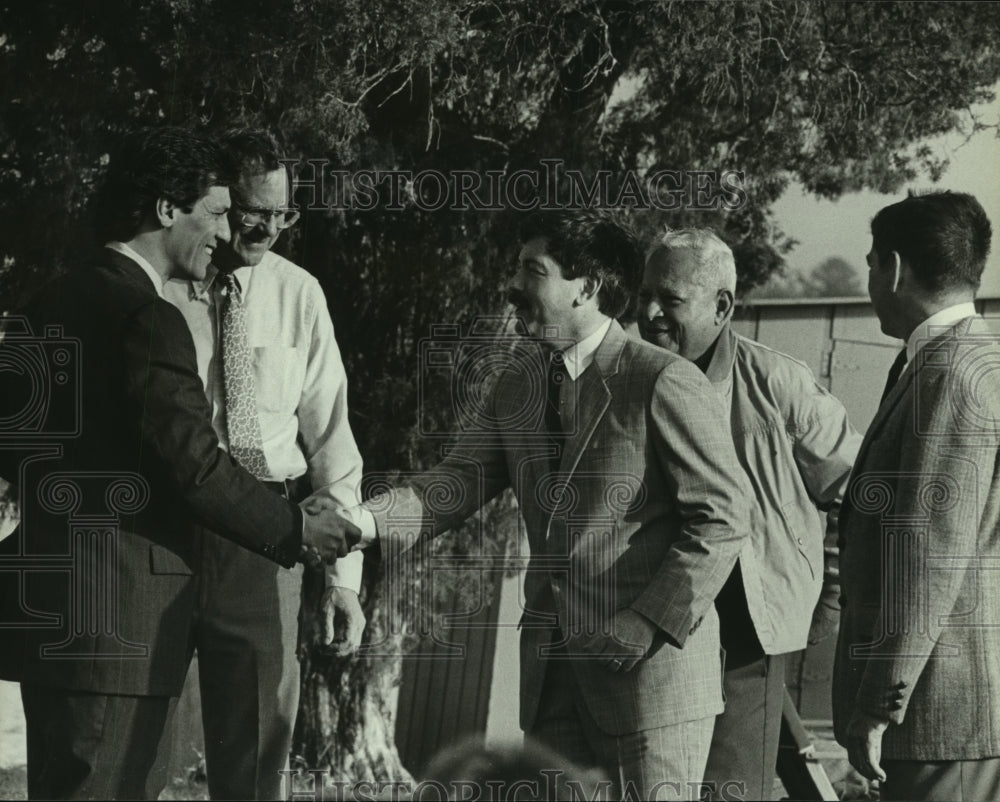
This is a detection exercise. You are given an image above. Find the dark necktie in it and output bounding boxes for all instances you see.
[880,349,908,405]
[545,351,568,471]
[218,272,269,479]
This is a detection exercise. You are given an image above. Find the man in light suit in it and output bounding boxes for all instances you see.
[0,127,358,800]
[638,228,861,801]
[834,191,1000,801]
[347,212,751,800]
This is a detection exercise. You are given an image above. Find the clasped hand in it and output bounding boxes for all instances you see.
[299,496,362,567]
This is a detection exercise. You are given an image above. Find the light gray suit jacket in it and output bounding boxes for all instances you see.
[367,321,751,734]
[834,317,1000,760]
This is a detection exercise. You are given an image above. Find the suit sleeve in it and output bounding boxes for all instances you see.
[122,298,303,567]
[364,380,511,554]
[854,361,1000,723]
[630,358,752,647]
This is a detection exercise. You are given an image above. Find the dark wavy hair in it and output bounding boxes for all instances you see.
[94,126,233,243]
[518,210,641,319]
[871,191,992,292]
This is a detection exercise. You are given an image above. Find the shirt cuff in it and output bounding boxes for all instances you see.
[339,504,378,549]
[325,550,363,592]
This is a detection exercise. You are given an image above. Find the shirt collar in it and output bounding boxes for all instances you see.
[905,302,978,363]
[560,317,612,381]
[702,323,735,386]
[188,262,254,301]
[105,241,164,298]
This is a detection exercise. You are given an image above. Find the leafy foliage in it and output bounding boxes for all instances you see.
[4,0,999,775]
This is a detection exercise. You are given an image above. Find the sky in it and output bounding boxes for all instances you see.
[770,84,1000,298]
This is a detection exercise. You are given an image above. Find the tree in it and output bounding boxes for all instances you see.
[2,0,1000,786]
[752,256,864,299]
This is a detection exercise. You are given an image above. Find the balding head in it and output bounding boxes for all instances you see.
[639,228,737,363]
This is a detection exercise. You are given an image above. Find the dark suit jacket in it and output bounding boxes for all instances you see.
[367,321,750,734]
[0,249,303,695]
[834,317,1000,760]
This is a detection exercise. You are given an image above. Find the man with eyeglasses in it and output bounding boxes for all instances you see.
[162,129,373,800]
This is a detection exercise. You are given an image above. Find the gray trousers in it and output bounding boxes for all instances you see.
[528,654,715,801]
[702,652,787,801]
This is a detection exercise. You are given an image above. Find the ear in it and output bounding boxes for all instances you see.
[575,275,603,306]
[887,251,903,293]
[156,197,177,228]
[715,289,735,325]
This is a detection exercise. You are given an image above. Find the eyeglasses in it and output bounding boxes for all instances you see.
[235,205,301,230]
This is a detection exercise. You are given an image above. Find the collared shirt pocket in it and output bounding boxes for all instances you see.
[252,346,305,414]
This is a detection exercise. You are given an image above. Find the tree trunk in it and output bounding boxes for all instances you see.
[293,557,413,789]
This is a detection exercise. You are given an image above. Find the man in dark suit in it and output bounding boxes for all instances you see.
[834,191,1000,801]
[348,212,752,800]
[0,127,358,800]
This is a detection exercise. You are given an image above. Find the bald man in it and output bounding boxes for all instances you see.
[638,229,862,800]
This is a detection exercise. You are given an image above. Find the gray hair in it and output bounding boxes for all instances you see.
[648,228,737,293]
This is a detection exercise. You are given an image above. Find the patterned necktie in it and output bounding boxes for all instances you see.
[880,349,908,405]
[218,272,269,479]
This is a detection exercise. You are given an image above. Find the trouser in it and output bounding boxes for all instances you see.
[20,683,177,800]
[528,654,716,801]
[187,517,305,800]
[882,757,1000,801]
[701,652,787,801]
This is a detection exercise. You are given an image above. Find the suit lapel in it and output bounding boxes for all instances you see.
[842,317,976,526]
[557,322,625,478]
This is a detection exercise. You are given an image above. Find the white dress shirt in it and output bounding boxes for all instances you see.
[906,301,979,363]
[163,250,371,590]
[560,317,612,380]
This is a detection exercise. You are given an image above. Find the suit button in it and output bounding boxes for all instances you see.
[797,537,804,545]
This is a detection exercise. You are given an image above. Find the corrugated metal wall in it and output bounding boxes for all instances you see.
[730,298,1000,719]
[394,568,504,774]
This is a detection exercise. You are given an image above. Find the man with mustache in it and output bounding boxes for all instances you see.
[162,128,372,800]
[638,228,861,801]
[346,211,752,800]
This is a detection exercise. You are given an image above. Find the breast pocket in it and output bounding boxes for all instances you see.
[252,346,304,414]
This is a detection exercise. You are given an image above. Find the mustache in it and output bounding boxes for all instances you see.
[506,289,530,308]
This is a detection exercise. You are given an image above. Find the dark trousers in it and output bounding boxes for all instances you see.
[701,652,787,801]
[20,683,176,800]
[882,757,1000,801]
[184,526,304,801]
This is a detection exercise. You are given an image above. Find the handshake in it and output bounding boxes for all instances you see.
[297,495,365,570]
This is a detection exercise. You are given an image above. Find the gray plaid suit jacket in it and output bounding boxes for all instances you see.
[368,321,750,735]
[834,317,1000,760]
